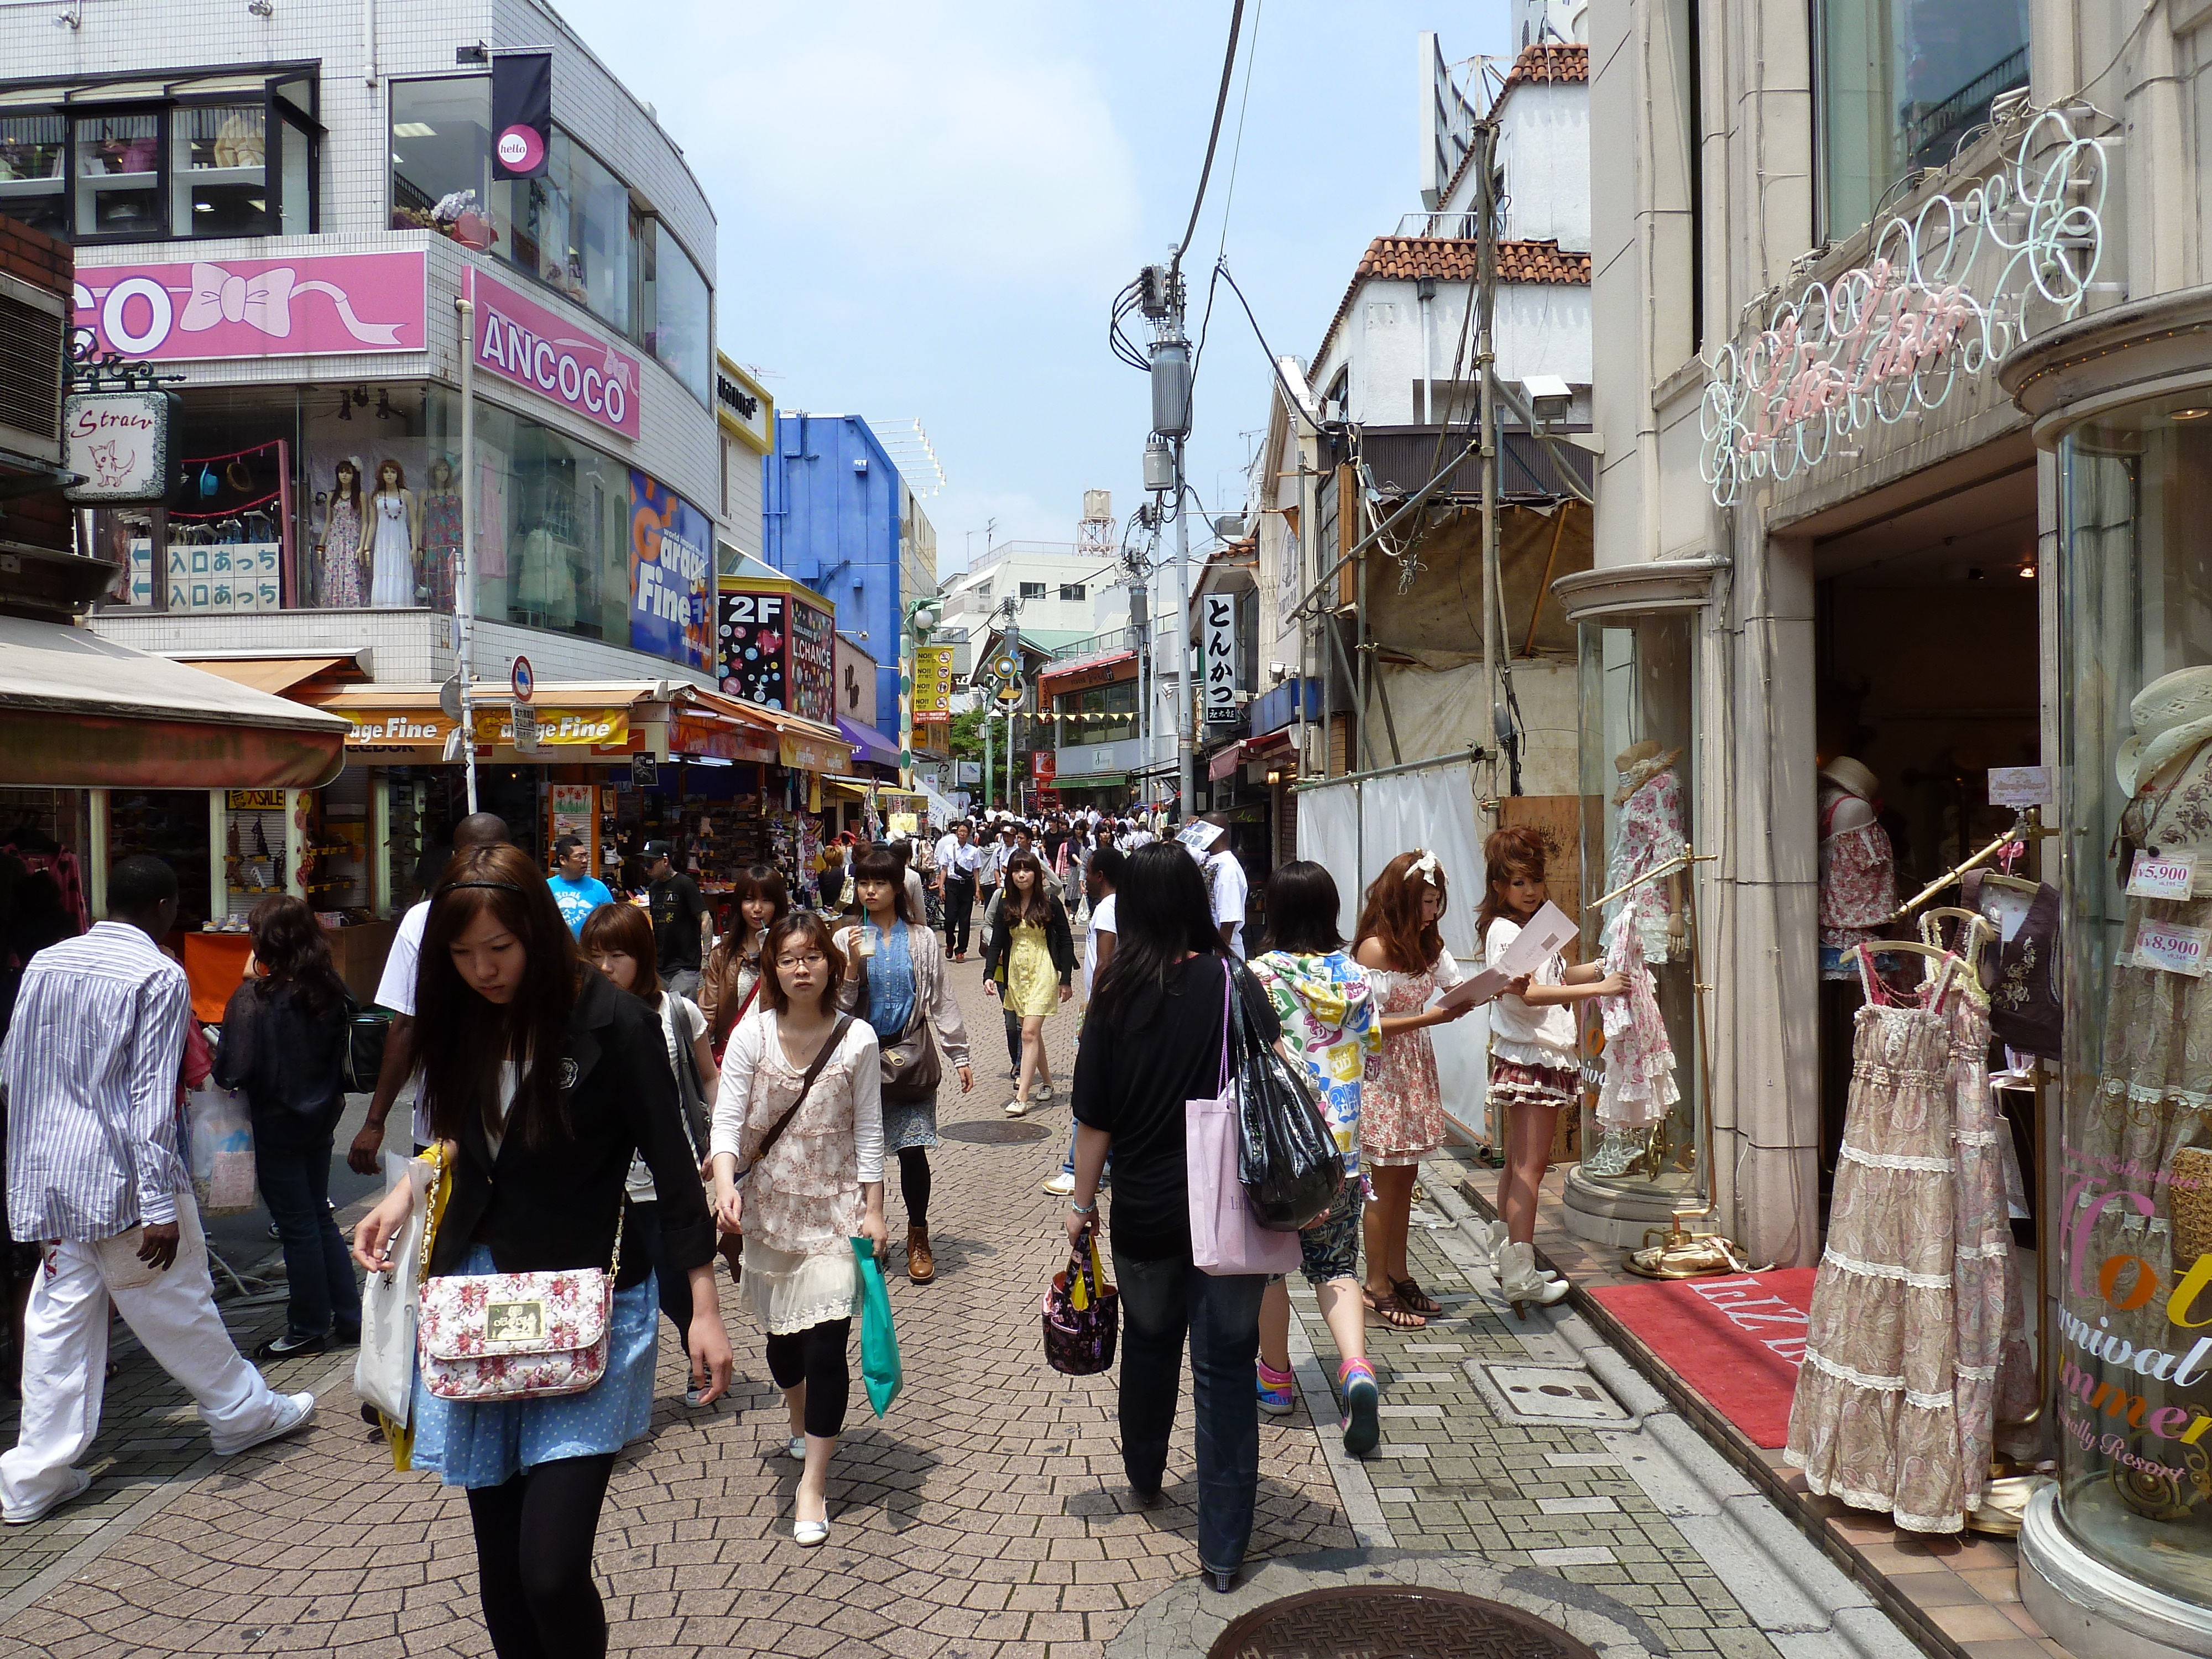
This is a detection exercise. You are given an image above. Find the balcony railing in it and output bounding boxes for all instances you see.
[1049,625,1143,661]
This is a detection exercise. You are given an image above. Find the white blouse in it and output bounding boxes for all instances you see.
[709,1009,883,1183]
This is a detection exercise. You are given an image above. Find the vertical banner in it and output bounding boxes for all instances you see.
[912,644,954,723]
[789,599,836,727]
[1202,592,1239,724]
[717,589,789,707]
[628,471,712,671]
[492,52,552,180]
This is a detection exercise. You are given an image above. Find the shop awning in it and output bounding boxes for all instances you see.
[1039,648,1138,698]
[838,716,901,771]
[675,692,781,765]
[1208,732,1293,781]
[0,615,349,788]
[173,652,369,697]
[306,684,655,757]
[742,706,848,773]
[820,774,872,801]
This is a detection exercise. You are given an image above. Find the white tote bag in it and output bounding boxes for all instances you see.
[354,1150,437,1426]
[1185,974,1300,1277]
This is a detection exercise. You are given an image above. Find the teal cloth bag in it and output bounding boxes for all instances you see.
[851,1238,902,1417]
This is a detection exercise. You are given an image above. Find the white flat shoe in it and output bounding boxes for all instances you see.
[2,1468,91,1526]
[794,1517,830,1547]
[786,1435,805,1462]
[1035,1082,1055,1102]
[1005,1098,1027,1118]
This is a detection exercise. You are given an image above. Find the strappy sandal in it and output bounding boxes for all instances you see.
[1392,1277,1442,1316]
[1362,1287,1426,1330]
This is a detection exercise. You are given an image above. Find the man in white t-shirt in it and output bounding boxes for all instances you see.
[346,811,509,1173]
[1183,816,1250,957]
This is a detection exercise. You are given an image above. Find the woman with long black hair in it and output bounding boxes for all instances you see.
[834,844,971,1285]
[351,844,732,1659]
[216,893,357,1360]
[1061,842,1280,1594]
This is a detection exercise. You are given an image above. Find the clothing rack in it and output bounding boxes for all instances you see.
[1884,808,2056,924]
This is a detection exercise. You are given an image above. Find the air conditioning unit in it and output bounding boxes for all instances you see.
[0,272,67,466]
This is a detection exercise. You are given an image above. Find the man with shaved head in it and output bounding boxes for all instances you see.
[347,812,509,1175]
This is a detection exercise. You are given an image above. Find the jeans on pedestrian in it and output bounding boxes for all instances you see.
[255,1132,358,1342]
[1059,1123,1110,1187]
[1109,1249,1266,1577]
[942,877,974,954]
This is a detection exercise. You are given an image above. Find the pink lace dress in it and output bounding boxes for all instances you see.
[1598,769,1684,1130]
[1362,951,1462,1167]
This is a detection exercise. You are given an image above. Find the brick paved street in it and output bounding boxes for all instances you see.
[0,946,1935,1658]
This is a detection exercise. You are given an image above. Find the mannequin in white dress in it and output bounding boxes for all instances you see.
[366,459,418,609]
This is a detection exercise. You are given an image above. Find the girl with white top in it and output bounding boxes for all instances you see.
[1477,826,1626,1315]
[711,912,885,1547]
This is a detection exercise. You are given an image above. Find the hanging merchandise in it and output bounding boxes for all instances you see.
[156,439,290,615]
[1817,756,1898,980]
[1786,941,2035,1534]
[1960,869,2063,1058]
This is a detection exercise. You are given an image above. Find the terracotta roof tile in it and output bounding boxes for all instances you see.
[1313,237,1589,379]
[1502,41,1588,90]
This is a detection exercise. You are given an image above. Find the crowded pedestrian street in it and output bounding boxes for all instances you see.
[0,951,1926,1659]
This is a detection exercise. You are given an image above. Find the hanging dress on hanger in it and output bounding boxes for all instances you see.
[1787,946,1980,1533]
[368,491,413,608]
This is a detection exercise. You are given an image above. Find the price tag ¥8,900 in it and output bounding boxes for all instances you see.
[2137,919,2210,978]
[2127,852,2198,901]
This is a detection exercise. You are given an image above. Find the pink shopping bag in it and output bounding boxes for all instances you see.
[1186,972,1300,1277]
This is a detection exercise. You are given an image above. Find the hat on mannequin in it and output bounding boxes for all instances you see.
[1612,739,1683,805]
[2116,665,2212,798]
[1819,756,1880,802]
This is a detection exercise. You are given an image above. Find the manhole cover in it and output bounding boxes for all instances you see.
[1209,1585,1603,1659]
[1468,1363,1627,1425]
[939,1119,1051,1144]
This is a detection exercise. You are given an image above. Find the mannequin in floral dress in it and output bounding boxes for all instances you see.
[318,460,365,608]
[418,457,463,611]
[1818,757,1897,978]
[1588,742,1685,1175]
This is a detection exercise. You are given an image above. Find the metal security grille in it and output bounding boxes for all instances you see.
[0,277,66,458]
[1209,1587,1605,1659]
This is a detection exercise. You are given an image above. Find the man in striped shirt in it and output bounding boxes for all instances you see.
[0,855,312,1526]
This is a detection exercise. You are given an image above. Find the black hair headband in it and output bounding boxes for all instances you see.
[436,879,526,896]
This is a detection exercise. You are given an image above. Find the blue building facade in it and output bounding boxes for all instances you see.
[761,414,905,726]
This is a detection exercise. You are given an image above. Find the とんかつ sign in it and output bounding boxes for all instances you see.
[466,266,641,440]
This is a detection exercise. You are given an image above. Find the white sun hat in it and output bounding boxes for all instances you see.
[2117,665,2212,799]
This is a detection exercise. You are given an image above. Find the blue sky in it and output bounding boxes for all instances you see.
[551,1,1509,572]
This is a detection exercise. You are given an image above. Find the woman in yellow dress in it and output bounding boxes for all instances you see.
[981,851,1074,1117]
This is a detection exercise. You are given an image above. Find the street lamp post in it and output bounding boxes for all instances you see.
[899,595,941,796]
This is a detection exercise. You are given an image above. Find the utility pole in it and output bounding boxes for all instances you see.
[1474,114,1502,806]
[1139,257,1196,820]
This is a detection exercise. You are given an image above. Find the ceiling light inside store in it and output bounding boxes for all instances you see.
[393,123,436,138]
[2018,555,2037,579]
[2172,408,2212,421]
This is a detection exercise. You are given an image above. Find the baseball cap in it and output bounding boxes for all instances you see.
[643,839,675,859]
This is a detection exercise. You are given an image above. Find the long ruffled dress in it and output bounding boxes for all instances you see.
[1788,948,1980,1532]
[1598,769,1685,1130]
[321,494,363,607]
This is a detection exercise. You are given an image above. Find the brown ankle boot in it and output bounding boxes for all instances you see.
[906,1224,935,1284]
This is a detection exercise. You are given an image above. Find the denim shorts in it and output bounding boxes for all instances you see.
[1296,1180,1364,1285]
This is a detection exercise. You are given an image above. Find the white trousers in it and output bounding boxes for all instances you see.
[1,1191,290,1517]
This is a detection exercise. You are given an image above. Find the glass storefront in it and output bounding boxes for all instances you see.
[1817,0,2030,238]
[1054,679,1139,745]
[1577,614,1702,1199]
[2053,398,2212,1606]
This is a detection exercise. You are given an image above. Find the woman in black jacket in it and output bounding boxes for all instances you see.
[352,844,732,1659]
[216,894,357,1361]
[980,850,1074,1116]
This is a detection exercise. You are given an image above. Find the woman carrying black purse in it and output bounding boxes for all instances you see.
[836,846,971,1284]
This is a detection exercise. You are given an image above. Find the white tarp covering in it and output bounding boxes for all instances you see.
[1295,758,1493,1142]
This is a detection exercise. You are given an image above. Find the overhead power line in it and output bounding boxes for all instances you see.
[1172,0,1248,277]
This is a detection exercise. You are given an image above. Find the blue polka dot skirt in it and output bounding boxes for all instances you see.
[410,1244,660,1489]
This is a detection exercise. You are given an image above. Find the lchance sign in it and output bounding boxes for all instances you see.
[62,390,171,504]
[1700,109,2110,507]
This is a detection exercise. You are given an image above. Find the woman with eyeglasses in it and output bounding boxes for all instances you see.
[350,844,732,1659]
[710,912,885,1547]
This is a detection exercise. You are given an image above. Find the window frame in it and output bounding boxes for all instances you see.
[1019,580,1047,600]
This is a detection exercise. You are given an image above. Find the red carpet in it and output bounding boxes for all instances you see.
[1588,1269,1816,1449]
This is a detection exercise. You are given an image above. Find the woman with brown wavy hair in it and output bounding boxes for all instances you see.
[351,843,731,1658]
[216,894,356,1360]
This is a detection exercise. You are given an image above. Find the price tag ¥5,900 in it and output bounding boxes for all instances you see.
[2127,851,2198,901]
[2136,919,2210,978]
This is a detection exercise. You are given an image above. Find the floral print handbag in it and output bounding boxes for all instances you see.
[416,1198,625,1403]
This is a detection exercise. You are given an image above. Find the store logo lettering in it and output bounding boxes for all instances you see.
[478,307,628,427]
[637,530,706,625]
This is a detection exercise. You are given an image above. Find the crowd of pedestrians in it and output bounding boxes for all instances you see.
[0,794,1629,1653]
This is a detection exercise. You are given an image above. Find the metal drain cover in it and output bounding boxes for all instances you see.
[1208,1585,1604,1659]
[1467,1363,1628,1426]
[938,1119,1051,1144]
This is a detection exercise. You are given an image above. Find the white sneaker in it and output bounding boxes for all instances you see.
[1005,1097,1027,1118]
[1035,1082,1055,1103]
[1042,1170,1076,1197]
[212,1391,315,1457]
[786,1434,806,1462]
[2,1468,91,1526]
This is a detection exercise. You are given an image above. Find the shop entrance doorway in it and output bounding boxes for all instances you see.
[1810,461,2042,1208]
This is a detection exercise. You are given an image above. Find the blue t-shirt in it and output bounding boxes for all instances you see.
[548,874,615,937]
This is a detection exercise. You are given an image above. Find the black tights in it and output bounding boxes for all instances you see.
[898,1146,931,1225]
[764,1317,851,1438]
[465,1452,617,1659]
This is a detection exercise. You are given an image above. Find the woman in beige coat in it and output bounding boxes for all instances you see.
[834,844,971,1283]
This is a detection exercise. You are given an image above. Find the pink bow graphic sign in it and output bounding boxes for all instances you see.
[73,251,427,363]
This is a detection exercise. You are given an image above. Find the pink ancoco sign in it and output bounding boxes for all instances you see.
[466,266,641,440]
[74,252,428,362]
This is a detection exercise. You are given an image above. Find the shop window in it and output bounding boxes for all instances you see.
[74,109,163,238]
[1058,678,1138,746]
[507,128,634,335]
[173,105,269,238]
[2053,401,2212,1604]
[1575,614,1700,1196]
[638,217,711,406]
[0,113,67,239]
[1817,0,2030,239]
[389,76,497,248]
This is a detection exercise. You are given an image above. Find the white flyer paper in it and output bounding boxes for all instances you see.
[1439,900,1577,1010]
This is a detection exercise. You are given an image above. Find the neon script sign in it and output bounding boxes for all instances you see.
[1702,110,2107,507]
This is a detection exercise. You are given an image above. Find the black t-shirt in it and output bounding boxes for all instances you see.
[649,873,707,971]
[1071,955,1279,1262]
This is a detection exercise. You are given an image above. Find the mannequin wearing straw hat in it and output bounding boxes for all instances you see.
[1817,755,1897,981]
